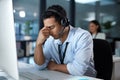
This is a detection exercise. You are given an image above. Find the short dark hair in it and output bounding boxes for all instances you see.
[42,5,66,25]
[90,20,101,32]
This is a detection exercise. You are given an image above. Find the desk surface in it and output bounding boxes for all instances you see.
[18,62,102,80]
[113,55,120,62]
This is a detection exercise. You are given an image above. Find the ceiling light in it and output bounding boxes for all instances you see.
[66,0,99,4]
[19,11,26,18]
[75,0,99,3]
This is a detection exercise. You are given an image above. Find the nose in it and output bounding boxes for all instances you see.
[49,31,52,35]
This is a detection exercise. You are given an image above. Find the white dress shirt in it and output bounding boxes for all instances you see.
[35,25,96,77]
[92,32,106,40]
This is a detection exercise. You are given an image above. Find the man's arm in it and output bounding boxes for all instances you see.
[47,61,69,74]
[34,44,45,65]
[34,27,50,65]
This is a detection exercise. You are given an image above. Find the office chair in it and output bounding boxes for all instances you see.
[93,39,113,80]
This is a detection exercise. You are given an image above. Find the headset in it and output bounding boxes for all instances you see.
[47,9,69,27]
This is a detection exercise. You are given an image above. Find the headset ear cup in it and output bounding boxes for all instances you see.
[61,18,69,27]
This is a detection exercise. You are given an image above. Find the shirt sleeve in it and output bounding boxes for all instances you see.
[67,31,93,76]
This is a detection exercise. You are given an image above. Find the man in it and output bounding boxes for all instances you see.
[34,5,96,77]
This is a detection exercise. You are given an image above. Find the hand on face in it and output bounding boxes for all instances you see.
[36,27,50,45]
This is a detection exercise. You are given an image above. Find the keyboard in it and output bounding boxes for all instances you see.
[19,72,48,80]
[0,76,8,80]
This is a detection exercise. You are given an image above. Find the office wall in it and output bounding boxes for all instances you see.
[13,0,120,38]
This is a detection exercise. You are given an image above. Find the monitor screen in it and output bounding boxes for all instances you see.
[0,0,19,79]
[115,41,120,49]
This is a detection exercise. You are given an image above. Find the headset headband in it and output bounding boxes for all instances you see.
[47,9,65,18]
[47,9,69,27]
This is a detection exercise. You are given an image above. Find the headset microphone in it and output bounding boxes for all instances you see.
[58,27,65,36]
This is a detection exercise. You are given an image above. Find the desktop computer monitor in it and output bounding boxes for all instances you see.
[0,0,19,80]
[0,1,47,80]
[115,40,120,56]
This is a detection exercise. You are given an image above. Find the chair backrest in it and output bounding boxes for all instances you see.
[93,39,113,80]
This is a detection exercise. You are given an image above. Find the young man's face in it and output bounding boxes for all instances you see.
[43,17,62,39]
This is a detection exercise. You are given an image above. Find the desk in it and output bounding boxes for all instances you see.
[16,36,36,57]
[18,62,102,80]
[112,56,120,80]
[17,39,36,57]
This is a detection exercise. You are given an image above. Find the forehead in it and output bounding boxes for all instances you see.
[43,17,57,26]
[90,23,96,26]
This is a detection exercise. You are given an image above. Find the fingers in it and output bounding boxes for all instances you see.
[36,27,51,45]
[41,27,50,38]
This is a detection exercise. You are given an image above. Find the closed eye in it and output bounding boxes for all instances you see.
[48,25,55,29]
